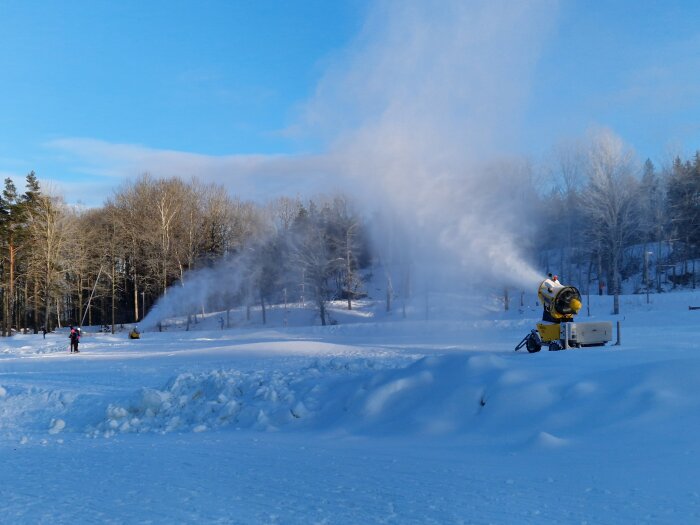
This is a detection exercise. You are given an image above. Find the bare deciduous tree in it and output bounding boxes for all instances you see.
[580,129,640,314]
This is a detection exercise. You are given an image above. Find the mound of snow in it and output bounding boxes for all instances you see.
[87,348,700,442]
[90,358,390,437]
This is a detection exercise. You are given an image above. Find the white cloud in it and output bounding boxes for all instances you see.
[45,137,342,205]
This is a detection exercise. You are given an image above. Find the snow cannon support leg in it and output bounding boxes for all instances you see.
[514,330,542,353]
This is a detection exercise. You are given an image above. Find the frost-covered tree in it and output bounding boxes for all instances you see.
[666,154,700,264]
[579,129,640,314]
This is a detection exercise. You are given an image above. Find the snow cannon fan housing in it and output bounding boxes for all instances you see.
[538,279,583,321]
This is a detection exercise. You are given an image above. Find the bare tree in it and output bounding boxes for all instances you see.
[291,216,342,326]
[267,196,302,233]
[325,196,365,310]
[579,129,640,314]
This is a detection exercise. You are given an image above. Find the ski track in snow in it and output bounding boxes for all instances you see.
[1,293,700,523]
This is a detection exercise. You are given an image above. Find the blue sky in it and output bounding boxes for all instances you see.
[1,0,699,206]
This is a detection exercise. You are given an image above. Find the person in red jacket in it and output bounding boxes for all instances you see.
[69,325,80,353]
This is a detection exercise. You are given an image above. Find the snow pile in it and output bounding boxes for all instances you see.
[91,358,389,437]
[89,346,700,445]
[0,384,78,437]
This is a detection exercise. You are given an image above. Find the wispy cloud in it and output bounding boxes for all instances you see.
[45,137,340,205]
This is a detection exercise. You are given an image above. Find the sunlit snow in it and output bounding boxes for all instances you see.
[1,291,699,523]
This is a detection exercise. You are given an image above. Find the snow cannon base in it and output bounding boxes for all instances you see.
[515,321,613,353]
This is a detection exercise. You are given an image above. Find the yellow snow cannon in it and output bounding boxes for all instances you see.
[514,277,612,353]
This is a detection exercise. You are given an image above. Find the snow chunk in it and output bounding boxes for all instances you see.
[48,419,66,435]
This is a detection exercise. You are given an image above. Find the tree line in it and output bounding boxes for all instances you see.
[0,173,371,334]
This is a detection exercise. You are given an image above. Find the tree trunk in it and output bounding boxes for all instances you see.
[111,262,116,333]
[22,281,28,334]
[34,280,40,333]
[79,274,84,328]
[133,275,139,322]
[8,243,15,336]
[612,250,620,315]
[44,292,51,332]
[3,287,9,336]
[260,291,266,325]
[346,241,352,311]
[319,300,326,326]
[386,276,392,312]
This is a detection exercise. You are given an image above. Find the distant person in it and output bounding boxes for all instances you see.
[42,327,46,339]
[69,325,80,353]
[219,317,224,330]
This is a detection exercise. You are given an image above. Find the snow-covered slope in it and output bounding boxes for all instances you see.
[1,290,699,523]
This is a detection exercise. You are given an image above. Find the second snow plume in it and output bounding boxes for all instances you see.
[304,0,556,290]
[140,264,247,331]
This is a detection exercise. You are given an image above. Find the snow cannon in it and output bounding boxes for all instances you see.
[515,277,613,353]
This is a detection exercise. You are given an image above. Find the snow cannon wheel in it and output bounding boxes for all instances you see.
[525,331,542,353]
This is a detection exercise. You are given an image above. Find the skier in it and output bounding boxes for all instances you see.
[69,325,80,353]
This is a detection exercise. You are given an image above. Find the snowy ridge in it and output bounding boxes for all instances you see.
[86,348,700,447]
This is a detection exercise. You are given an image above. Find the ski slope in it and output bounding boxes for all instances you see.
[1,291,699,524]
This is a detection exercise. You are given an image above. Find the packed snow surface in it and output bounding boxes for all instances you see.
[1,292,699,523]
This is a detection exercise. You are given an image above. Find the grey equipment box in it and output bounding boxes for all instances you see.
[560,322,613,347]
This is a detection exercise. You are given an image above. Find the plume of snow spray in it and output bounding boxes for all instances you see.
[306,0,557,292]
